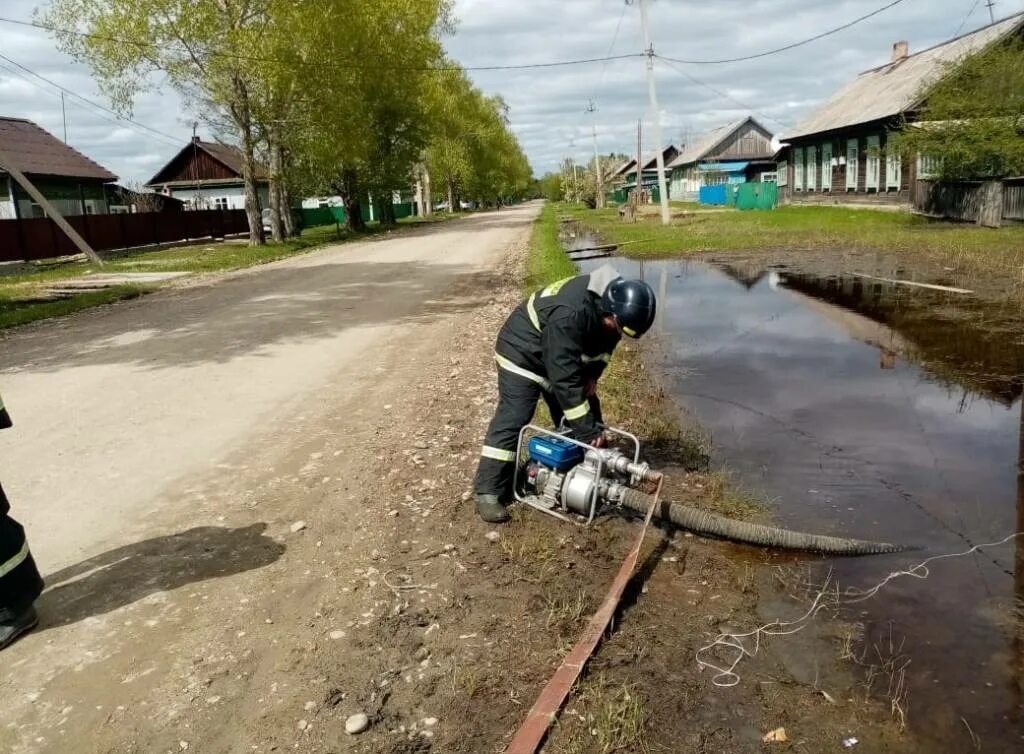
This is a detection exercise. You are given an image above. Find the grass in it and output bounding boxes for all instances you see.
[558,201,1024,275]
[525,202,576,294]
[0,215,450,330]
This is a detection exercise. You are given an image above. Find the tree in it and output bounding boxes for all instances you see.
[44,0,274,245]
[894,38,1024,180]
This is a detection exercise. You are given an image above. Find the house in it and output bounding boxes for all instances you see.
[613,146,680,195]
[0,116,117,220]
[107,184,185,214]
[777,13,1024,206]
[146,137,269,211]
[666,117,776,201]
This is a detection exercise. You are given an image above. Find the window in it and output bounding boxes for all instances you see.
[214,197,229,210]
[806,146,817,191]
[760,172,778,183]
[866,135,880,191]
[777,161,788,187]
[917,154,940,179]
[846,139,859,191]
[794,149,804,191]
[820,142,832,192]
[886,144,902,190]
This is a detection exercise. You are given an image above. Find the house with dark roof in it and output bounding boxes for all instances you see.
[612,146,680,195]
[666,117,776,201]
[145,137,269,211]
[0,116,118,220]
[778,13,1024,206]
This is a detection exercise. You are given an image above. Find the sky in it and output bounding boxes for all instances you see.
[0,0,1022,184]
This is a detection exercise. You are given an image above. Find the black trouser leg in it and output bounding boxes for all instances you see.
[474,369,541,502]
[0,482,44,621]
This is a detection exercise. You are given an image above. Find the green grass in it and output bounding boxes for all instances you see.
[559,202,1024,273]
[0,215,449,330]
[525,202,576,294]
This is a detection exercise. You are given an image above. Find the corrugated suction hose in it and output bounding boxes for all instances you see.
[619,488,905,556]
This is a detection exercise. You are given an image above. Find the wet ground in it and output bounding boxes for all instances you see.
[599,253,1024,751]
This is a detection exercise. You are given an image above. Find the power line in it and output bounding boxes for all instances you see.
[0,15,643,72]
[954,0,984,38]
[0,52,182,146]
[655,56,793,130]
[659,0,912,65]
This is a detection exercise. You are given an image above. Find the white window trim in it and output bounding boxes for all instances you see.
[886,148,902,191]
[846,139,859,191]
[777,161,788,187]
[794,150,804,191]
[820,143,832,192]
[806,147,817,192]
[865,135,880,192]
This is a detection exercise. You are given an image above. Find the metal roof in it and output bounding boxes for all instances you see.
[667,117,766,168]
[0,116,117,181]
[785,13,1024,140]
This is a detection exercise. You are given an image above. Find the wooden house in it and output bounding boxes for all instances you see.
[146,137,269,211]
[778,13,1024,207]
[0,116,117,220]
[613,146,680,194]
[667,117,776,201]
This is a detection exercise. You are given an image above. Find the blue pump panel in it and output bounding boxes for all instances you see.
[528,435,585,471]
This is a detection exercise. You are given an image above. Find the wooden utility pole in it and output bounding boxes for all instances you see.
[636,119,642,198]
[0,146,103,265]
[586,101,604,209]
[61,92,67,143]
[638,0,671,225]
[986,0,996,24]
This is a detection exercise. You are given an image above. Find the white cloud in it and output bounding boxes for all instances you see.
[1,0,1022,182]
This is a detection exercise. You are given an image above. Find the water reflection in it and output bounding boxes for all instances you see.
[601,258,1024,750]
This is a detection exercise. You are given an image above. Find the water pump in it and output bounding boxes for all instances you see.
[514,424,661,525]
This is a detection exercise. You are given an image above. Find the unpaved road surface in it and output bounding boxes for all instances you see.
[0,206,537,752]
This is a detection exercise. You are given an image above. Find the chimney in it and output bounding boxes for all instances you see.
[891,40,909,63]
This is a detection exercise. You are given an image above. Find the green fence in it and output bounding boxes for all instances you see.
[301,201,416,228]
[735,182,778,211]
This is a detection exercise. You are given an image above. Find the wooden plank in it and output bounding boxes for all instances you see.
[850,272,973,295]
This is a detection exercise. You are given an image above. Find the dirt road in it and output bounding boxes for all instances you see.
[0,206,537,753]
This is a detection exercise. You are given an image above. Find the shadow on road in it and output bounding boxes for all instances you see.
[33,523,284,631]
[2,263,507,372]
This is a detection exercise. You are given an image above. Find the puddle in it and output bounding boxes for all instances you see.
[585,257,1024,750]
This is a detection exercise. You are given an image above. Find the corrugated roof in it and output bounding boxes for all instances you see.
[0,116,117,181]
[785,13,1024,140]
[667,118,754,168]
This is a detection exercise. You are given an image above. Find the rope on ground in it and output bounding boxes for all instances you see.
[695,532,1024,688]
[503,476,664,754]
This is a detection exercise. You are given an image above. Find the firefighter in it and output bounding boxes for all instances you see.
[0,393,44,650]
[474,264,657,523]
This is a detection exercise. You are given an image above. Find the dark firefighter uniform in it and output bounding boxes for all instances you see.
[474,264,624,503]
[0,393,44,649]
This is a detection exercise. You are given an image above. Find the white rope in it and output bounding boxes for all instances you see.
[694,532,1024,688]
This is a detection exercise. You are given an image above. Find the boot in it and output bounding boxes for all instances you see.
[0,604,38,651]
[475,493,510,524]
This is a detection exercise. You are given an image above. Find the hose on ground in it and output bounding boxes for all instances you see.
[618,488,906,556]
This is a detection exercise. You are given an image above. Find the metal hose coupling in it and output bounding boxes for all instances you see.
[590,449,663,484]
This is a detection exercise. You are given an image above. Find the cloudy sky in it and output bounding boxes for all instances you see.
[1,0,1022,183]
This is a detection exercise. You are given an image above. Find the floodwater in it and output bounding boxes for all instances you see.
[575,239,1024,749]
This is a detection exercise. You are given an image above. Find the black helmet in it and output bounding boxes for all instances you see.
[602,279,656,338]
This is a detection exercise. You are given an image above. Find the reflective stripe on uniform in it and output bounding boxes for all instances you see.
[494,352,552,391]
[622,325,637,338]
[525,293,541,331]
[481,445,516,462]
[541,277,572,297]
[0,540,29,580]
[563,401,590,421]
[582,353,611,364]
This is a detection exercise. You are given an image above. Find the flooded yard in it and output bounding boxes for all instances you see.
[606,253,1024,750]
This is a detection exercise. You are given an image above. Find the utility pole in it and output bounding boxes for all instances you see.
[60,92,67,143]
[985,0,996,24]
[638,0,671,225]
[636,119,642,198]
[586,100,604,209]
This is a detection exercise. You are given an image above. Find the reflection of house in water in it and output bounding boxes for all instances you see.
[714,262,769,290]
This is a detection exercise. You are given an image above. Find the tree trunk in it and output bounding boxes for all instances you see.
[231,74,264,246]
[267,131,285,243]
[422,164,432,216]
[378,193,397,226]
[447,183,455,213]
[340,168,366,232]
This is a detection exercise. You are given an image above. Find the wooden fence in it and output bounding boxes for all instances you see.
[0,209,250,263]
[915,179,1024,227]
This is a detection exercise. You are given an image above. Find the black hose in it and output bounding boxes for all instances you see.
[619,488,905,556]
